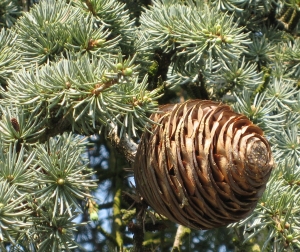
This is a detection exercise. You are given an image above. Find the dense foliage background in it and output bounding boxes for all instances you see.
[0,0,299,251]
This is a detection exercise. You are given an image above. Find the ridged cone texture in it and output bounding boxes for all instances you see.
[134,100,273,229]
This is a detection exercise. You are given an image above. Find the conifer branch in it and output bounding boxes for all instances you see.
[0,0,300,250]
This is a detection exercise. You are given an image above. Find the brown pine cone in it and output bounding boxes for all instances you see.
[134,100,273,229]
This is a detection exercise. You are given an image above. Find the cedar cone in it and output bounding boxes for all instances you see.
[134,100,273,229]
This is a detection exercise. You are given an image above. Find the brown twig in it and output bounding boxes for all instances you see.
[21,0,30,12]
[124,192,149,252]
[128,204,147,252]
[108,122,138,164]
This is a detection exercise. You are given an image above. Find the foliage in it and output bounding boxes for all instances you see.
[0,0,299,251]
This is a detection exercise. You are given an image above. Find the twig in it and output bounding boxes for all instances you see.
[125,192,148,252]
[108,123,138,164]
[85,0,96,15]
[133,203,146,252]
[97,225,119,248]
[21,0,30,12]
[171,225,191,252]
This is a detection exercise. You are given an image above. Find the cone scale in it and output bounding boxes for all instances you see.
[134,100,273,229]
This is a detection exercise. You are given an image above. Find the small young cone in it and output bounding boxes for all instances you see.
[134,100,273,230]
[10,118,20,132]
